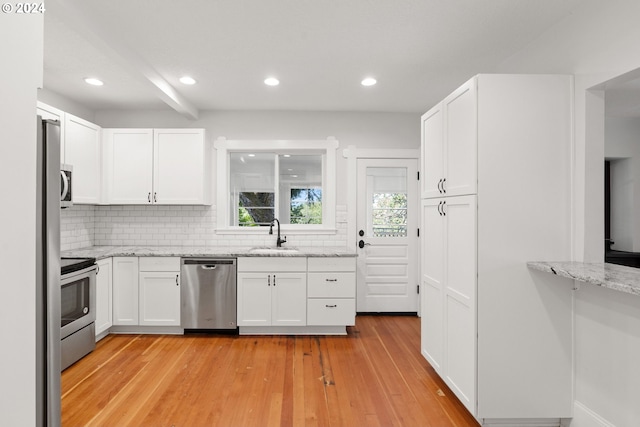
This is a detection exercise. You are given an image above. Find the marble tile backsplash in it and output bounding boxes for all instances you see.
[61,204,349,250]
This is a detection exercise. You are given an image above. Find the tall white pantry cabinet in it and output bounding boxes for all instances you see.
[420,75,573,424]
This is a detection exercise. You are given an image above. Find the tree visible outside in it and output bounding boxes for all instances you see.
[238,192,274,226]
[290,188,322,224]
[372,193,407,237]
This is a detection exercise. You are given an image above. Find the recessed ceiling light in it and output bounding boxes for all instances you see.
[179,76,196,85]
[84,78,104,86]
[264,77,280,86]
[361,77,377,86]
[248,154,256,157]
[283,154,291,158]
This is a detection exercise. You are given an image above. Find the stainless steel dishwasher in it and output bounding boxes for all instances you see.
[181,258,237,330]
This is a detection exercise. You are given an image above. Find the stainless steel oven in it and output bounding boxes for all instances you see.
[60,258,97,370]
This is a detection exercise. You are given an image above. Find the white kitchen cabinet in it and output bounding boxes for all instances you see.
[64,113,102,204]
[103,128,209,205]
[307,257,356,326]
[37,102,65,161]
[95,258,113,339]
[112,257,139,325]
[420,74,574,423]
[421,196,476,413]
[420,78,476,199]
[237,257,307,327]
[112,257,181,327]
[103,128,154,204]
[138,257,181,326]
[153,129,208,204]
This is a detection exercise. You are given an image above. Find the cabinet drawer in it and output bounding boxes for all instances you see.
[237,257,306,272]
[308,273,355,298]
[307,257,355,272]
[307,299,355,326]
[139,257,180,272]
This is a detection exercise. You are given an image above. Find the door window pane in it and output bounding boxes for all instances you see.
[367,167,408,237]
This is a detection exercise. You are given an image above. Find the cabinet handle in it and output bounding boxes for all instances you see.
[325,304,337,308]
[325,278,338,282]
[176,274,179,286]
[442,178,446,194]
[442,200,447,216]
[96,265,100,275]
[438,201,443,216]
[273,275,276,286]
[148,192,151,203]
[437,179,443,194]
[154,192,157,203]
[268,275,271,286]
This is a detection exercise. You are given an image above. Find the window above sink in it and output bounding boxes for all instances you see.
[214,138,338,233]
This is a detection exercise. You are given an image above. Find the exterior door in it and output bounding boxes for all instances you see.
[356,158,419,312]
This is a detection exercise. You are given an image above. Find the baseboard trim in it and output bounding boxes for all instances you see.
[480,418,561,427]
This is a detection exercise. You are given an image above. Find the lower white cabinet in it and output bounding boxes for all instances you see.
[237,257,307,327]
[95,258,113,338]
[307,257,356,326]
[112,257,181,327]
[112,257,139,325]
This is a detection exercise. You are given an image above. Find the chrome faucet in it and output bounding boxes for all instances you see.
[269,218,287,247]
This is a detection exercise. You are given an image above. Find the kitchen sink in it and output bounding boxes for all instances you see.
[248,247,299,254]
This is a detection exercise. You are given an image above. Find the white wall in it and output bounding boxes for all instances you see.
[605,117,640,252]
[498,1,640,425]
[0,12,43,427]
[38,87,96,122]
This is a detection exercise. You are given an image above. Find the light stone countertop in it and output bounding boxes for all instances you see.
[527,261,640,296]
[62,245,357,260]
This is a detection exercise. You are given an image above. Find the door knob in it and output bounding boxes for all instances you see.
[359,240,371,248]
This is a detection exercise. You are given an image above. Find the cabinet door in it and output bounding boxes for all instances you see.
[442,195,477,415]
[95,258,113,337]
[421,199,445,371]
[237,273,271,326]
[65,114,102,204]
[112,257,139,325]
[443,77,477,197]
[271,273,306,326]
[421,103,444,199]
[139,272,181,326]
[103,129,153,204]
[153,129,206,204]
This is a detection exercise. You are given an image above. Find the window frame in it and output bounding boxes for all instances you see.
[214,137,338,234]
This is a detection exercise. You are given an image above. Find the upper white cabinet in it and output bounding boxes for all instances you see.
[420,74,574,422]
[421,78,477,199]
[103,128,154,204]
[103,128,210,205]
[64,114,102,204]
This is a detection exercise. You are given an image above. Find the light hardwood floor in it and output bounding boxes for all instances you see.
[62,315,479,427]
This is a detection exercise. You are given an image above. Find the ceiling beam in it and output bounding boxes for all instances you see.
[50,0,199,120]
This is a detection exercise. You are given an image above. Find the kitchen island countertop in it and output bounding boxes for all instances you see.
[527,261,640,296]
[62,245,357,260]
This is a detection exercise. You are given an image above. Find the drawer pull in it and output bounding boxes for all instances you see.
[325,278,338,282]
[325,304,337,308]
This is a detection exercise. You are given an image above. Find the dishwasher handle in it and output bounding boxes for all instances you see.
[201,265,217,270]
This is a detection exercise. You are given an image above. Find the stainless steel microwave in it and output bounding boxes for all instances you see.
[61,164,72,208]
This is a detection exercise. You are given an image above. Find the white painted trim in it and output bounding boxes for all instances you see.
[480,419,562,427]
[215,228,337,235]
[214,137,338,231]
[572,401,615,427]
[353,148,420,159]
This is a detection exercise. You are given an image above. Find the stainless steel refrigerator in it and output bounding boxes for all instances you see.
[36,116,62,427]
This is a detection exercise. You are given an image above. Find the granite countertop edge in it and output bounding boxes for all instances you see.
[62,245,358,260]
[527,261,640,297]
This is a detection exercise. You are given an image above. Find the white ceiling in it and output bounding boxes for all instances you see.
[43,0,590,118]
